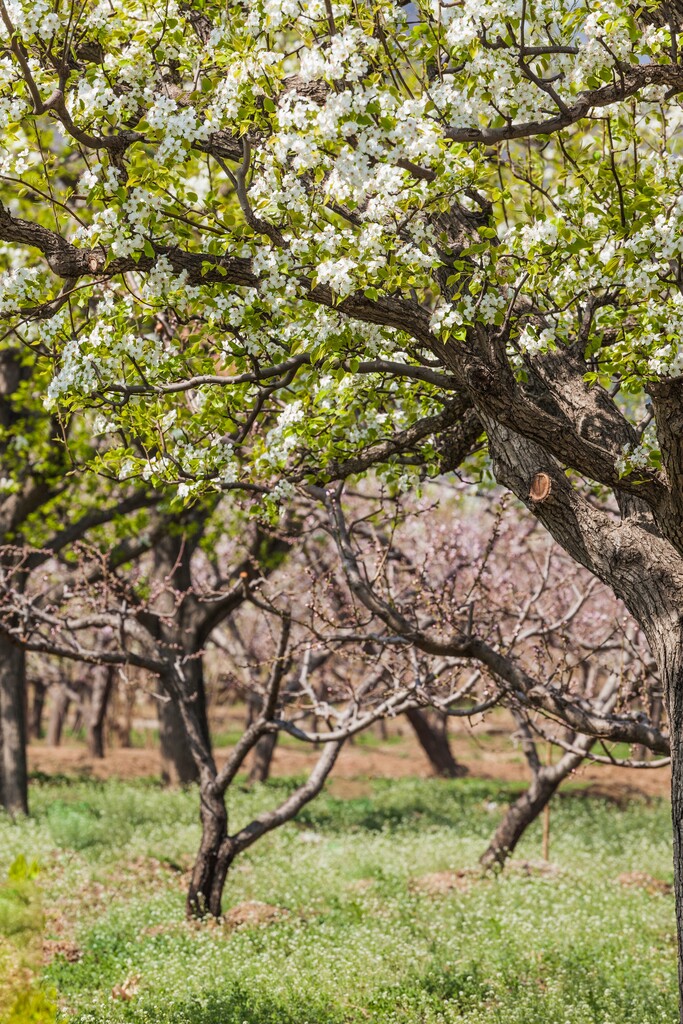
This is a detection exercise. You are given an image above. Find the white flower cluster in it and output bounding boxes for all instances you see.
[140,256,201,314]
[268,478,297,510]
[74,74,126,123]
[259,401,306,468]
[615,442,655,478]
[146,96,210,163]
[438,0,643,125]
[0,265,44,314]
[430,294,488,336]
[80,161,121,193]
[0,75,29,132]
[518,326,555,357]
[649,342,683,378]
[5,0,64,40]
[47,298,169,406]
[121,438,239,492]
[205,50,281,127]
[504,218,559,252]
[73,187,163,258]
[315,256,358,296]
[300,25,376,83]
[249,0,352,32]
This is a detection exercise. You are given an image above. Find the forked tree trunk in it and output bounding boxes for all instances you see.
[0,635,28,815]
[248,732,278,784]
[187,738,344,919]
[405,707,467,778]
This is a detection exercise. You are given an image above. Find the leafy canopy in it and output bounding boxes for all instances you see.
[0,0,678,501]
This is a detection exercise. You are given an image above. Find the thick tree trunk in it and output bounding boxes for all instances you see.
[248,732,278,784]
[662,645,683,1024]
[0,636,28,815]
[158,660,209,786]
[159,698,200,785]
[87,666,114,759]
[405,706,467,778]
[46,682,70,746]
[29,681,46,740]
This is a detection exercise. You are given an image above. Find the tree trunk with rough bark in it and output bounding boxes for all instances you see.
[483,416,683,1014]
[661,642,683,1022]
[405,706,467,778]
[187,780,230,917]
[158,658,210,786]
[0,636,28,815]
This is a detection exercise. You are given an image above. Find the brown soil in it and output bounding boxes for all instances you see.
[26,708,672,800]
[617,871,673,895]
[224,901,285,929]
[410,870,475,896]
[42,939,82,965]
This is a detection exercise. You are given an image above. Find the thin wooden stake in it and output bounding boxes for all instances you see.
[542,741,552,861]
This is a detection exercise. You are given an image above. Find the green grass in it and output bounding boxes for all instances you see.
[0,776,676,1024]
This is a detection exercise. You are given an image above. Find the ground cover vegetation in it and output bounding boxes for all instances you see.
[0,776,677,1024]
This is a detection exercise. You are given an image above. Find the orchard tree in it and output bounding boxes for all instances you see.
[319,484,670,858]
[0,498,506,917]
[2,0,683,1007]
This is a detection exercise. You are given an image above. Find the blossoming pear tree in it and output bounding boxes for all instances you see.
[2,0,683,1006]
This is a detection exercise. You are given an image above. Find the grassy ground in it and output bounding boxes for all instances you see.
[0,775,677,1024]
